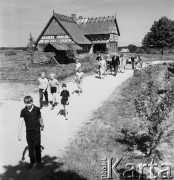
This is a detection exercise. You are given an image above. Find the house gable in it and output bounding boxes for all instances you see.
[35,13,91,45]
[43,18,67,36]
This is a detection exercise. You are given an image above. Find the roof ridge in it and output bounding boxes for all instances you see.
[78,15,115,24]
[53,12,76,23]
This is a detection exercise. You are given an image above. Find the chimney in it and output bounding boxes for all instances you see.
[71,14,76,19]
[79,16,83,20]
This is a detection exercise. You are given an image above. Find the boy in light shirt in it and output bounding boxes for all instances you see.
[75,68,84,95]
[38,72,48,109]
[49,73,60,110]
[75,59,81,71]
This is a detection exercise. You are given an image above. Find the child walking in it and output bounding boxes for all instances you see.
[18,95,44,169]
[49,73,60,110]
[75,68,84,95]
[60,84,70,120]
[99,57,107,79]
[38,72,48,109]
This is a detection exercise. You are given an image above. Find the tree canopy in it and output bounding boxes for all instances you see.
[127,44,137,53]
[142,17,174,53]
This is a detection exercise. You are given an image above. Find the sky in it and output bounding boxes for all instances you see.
[0,0,173,47]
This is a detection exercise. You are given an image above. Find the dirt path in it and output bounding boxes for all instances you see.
[0,70,133,174]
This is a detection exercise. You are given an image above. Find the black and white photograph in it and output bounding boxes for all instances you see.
[0,0,174,179]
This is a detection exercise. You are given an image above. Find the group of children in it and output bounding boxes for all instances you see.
[38,62,84,117]
[38,72,70,119]
[18,60,84,169]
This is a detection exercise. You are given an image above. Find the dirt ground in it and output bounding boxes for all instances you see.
[0,69,134,177]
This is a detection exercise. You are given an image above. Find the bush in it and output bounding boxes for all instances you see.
[82,54,95,63]
[135,48,145,54]
[133,66,174,157]
[5,49,16,56]
[167,49,174,55]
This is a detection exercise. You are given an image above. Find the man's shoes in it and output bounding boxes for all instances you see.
[37,162,43,169]
[27,162,35,169]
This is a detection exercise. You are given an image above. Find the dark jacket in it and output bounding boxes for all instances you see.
[112,55,120,66]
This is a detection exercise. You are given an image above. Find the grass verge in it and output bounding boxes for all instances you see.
[50,64,174,180]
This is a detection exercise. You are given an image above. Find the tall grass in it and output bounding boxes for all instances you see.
[58,64,174,180]
[0,51,98,82]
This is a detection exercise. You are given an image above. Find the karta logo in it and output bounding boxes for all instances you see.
[101,158,173,179]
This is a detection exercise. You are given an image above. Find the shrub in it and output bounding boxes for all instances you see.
[133,66,174,157]
[117,65,174,159]
[5,49,16,56]
[82,54,94,63]
[135,48,145,54]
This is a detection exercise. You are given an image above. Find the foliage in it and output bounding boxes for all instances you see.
[142,17,174,54]
[82,54,94,63]
[27,32,35,64]
[65,43,77,62]
[135,48,145,54]
[5,49,16,56]
[134,66,174,157]
[127,44,138,53]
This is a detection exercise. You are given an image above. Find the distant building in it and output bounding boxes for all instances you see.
[120,48,130,53]
[35,12,120,63]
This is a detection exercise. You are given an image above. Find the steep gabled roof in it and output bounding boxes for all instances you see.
[35,12,91,45]
[77,16,120,36]
[47,42,82,51]
[54,13,91,44]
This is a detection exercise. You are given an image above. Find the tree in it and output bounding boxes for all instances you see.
[135,47,145,54]
[27,33,35,64]
[142,16,174,54]
[127,44,137,53]
[65,43,77,63]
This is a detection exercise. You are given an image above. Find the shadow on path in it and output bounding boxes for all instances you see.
[57,109,66,116]
[0,155,86,180]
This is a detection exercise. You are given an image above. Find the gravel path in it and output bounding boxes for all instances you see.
[0,69,133,174]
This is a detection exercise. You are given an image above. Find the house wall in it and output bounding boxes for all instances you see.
[84,34,118,54]
[38,35,72,44]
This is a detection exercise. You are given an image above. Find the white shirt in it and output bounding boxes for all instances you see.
[49,78,59,87]
[39,77,48,90]
[76,62,81,71]
[27,105,34,112]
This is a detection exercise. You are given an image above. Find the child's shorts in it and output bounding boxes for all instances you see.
[61,98,69,105]
[50,87,57,94]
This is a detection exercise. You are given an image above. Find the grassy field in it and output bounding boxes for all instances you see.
[0,51,98,82]
[45,64,174,180]
[0,50,174,83]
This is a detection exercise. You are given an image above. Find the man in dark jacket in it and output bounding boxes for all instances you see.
[131,56,135,69]
[112,53,120,76]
